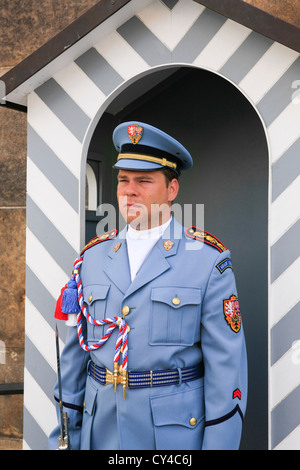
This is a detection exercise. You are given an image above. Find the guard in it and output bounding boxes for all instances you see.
[49,121,247,450]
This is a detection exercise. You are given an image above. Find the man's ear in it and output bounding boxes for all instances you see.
[168,178,179,203]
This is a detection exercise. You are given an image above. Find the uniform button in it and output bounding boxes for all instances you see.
[122,305,130,316]
[172,297,180,306]
[189,417,197,426]
[88,295,93,303]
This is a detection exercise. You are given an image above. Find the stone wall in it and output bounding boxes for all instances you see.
[243,0,300,27]
[0,0,98,450]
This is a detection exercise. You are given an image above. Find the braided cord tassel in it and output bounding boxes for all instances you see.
[119,319,129,399]
[114,318,124,364]
[121,322,128,372]
[72,256,130,396]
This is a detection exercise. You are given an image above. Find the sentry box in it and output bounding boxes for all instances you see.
[1,0,299,451]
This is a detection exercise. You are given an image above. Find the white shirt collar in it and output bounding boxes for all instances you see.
[126,217,172,241]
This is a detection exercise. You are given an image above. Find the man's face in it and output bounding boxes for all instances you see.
[117,169,179,230]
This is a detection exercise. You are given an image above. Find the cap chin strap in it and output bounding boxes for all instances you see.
[117,153,177,170]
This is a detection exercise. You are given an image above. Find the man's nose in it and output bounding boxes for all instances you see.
[125,181,138,196]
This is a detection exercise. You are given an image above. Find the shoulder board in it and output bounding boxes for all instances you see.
[80,229,117,255]
[185,226,227,253]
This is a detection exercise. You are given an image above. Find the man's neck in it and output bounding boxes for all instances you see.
[129,212,172,231]
[127,216,172,239]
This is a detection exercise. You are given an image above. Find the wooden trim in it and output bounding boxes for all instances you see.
[0,383,24,395]
[194,0,300,53]
[0,0,131,98]
[0,0,299,105]
[0,101,27,112]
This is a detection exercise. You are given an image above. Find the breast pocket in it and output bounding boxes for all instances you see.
[150,287,201,346]
[83,285,110,338]
[83,285,110,319]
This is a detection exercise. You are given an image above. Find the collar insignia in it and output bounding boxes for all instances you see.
[114,242,122,253]
[164,240,174,251]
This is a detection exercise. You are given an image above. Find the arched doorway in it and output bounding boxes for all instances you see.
[85,66,269,449]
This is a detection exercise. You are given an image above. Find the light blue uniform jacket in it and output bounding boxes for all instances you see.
[49,218,247,450]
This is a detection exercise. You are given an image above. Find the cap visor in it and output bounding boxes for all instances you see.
[113,159,163,171]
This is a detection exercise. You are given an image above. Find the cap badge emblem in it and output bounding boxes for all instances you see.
[128,124,143,144]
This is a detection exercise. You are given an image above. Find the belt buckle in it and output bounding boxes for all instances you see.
[105,365,128,399]
[104,368,114,385]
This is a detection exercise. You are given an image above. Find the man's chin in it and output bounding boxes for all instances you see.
[121,209,149,230]
[128,219,150,230]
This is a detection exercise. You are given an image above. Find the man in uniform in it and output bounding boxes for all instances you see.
[49,121,247,450]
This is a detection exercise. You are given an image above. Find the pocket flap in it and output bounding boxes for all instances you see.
[83,285,110,305]
[150,386,204,428]
[151,287,201,308]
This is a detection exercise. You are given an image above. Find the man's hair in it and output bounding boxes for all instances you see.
[161,167,181,186]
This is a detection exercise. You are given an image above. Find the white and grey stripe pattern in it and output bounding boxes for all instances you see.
[23,0,300,449]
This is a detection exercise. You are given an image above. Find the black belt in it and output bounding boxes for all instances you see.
[88,361,204,389]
